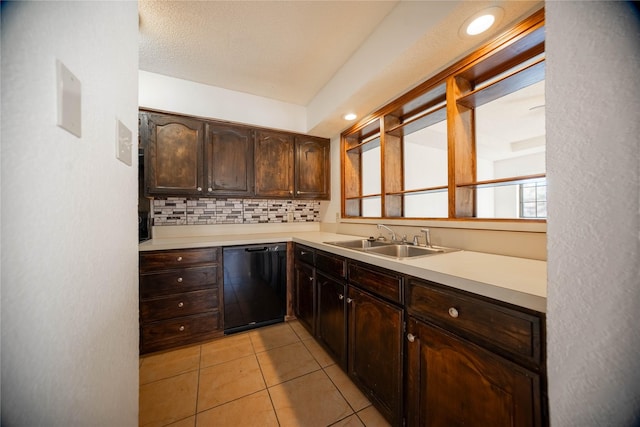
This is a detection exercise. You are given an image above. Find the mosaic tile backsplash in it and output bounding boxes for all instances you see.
[152,197,321,226]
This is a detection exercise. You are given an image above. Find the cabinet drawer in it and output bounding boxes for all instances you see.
[316,251,346,279]
[141,312,220,352]
[348,262,403,304]
[294,244,315,265]
[407,278,542,366]
[140,247,219,272]
[140,266,218,298]
[140,289,218,323]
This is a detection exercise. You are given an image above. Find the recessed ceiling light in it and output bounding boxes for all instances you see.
[466,14,495,35]
[459,7,503,38]
[344,113,357,121]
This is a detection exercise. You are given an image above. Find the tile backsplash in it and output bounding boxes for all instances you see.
[152,197,320,226]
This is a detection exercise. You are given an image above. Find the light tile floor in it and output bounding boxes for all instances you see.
[139,320,391,427]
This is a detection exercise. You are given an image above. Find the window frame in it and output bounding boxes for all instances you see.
[519,179,547,219]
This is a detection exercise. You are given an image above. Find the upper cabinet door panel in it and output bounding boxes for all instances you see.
[295,136,330,200]
[146,113,204,195]
[205,124,254,196]
[254,130,294,198]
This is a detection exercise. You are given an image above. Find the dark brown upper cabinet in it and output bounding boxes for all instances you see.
[254,130,295,198]
[205,123,254,196]
[141,110,330,200]
[295,136,330,200]
[144,112,205,196]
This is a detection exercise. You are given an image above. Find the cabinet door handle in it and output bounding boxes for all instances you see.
[346,298,353,304]
[289,190,293,195]
[338,294,344,300]
[197,187,202,191]
[178,302,184,308]
[448,307,459,318]
[407,333,416,343]
[296,190,300,195]
[179,325,185,332]
[300,251,308,255]
[177,277,183,283]
[208,187,213,192]
[309,277,314,282]
[177,256,183,262]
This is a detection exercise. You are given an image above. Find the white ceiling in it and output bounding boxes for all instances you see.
[139,1,398,106]
[139,0,544,137]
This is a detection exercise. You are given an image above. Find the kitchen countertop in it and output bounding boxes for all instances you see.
[139,231,547,313]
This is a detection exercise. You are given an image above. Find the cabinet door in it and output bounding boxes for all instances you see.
[254,130,294,197]
[316,271,347,368]
[205,123,254,196]
[406,317,541,427]
[295,136,330,199]
[293,261,315,334]
[348,286,403,426]
[145,113,204,195]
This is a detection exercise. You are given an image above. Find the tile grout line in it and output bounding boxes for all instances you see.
[250,330,282,426]
[139,367,201,387]
[320,363,371,425]
[193,344,203,424]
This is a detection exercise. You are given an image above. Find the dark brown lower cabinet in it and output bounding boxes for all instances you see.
[291,244,546,427]
[316,270,347,368]
[348,286,403,426]
[139,247,223,354]
[406,316,542,427]
[293,260,315,334]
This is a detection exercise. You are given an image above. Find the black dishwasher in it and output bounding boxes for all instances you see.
[223,243,287,334]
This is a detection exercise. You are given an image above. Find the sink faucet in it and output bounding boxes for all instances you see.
[377,224,397,242]
[420,228,433,248]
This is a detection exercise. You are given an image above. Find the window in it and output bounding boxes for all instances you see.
[520,179,547,219]
[341,9,546,222]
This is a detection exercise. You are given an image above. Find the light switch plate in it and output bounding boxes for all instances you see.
[116,119,132,166]
[56,60,81,137]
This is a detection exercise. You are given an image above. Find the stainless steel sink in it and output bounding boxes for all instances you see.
[324,239,390,249]
[324,239,458,259]
[364,244,446,258]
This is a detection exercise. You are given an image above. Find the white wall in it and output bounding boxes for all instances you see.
[1,2,139,425]
[139,70,308,133]
[546,2,640,425]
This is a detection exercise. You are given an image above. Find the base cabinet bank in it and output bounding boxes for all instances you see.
[138,242,547,426]
[292,243,546,427]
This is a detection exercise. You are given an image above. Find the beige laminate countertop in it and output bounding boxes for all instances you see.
[139,231,547,313]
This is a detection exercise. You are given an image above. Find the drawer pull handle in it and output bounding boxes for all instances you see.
[407,333,416,343]
[178,302,184,308]
[177,277,183,283]
[338,294,344,300]
[177,256,183,262]
[179,325,185,332]
[448,307,459,318]
[300,251,308,255]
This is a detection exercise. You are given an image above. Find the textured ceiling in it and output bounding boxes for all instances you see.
[139,1,398,106]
